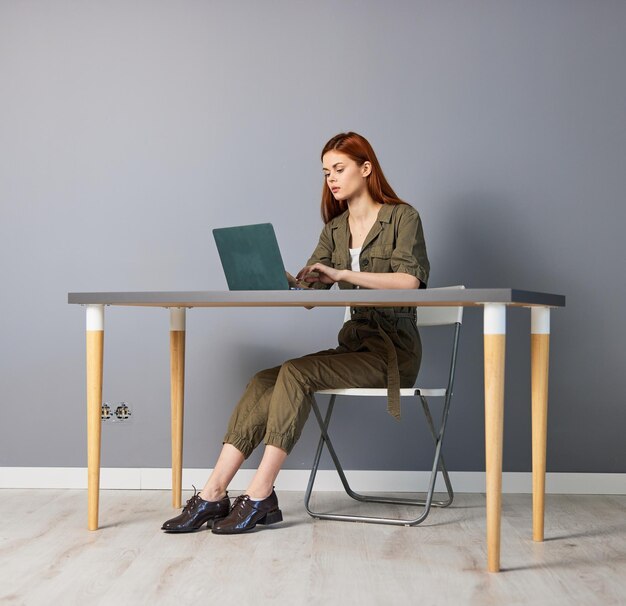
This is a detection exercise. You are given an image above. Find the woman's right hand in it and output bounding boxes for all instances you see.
[296,263,340,285]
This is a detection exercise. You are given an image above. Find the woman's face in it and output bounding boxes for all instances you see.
[322,151,371,201]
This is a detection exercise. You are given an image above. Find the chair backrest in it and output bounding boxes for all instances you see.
[416,285,465,326]
[342,285,465,326]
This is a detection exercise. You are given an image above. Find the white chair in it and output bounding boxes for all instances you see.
[304,286,465,526]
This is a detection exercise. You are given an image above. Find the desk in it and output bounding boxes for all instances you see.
[68,288,565,572]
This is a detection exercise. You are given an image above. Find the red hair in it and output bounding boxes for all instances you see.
[320,132,407,223]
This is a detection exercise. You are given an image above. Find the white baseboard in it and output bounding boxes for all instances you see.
[1,468,625,494]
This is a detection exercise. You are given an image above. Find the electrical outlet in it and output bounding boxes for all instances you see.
[114,402,132,420]
[102,402,132,423]
[101,403,112,420]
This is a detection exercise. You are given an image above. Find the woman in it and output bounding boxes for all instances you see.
[161,131,429,534]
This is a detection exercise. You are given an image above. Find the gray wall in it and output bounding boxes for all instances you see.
[1,1,624,473]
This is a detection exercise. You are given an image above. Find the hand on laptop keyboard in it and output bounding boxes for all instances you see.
[286,271,311,290]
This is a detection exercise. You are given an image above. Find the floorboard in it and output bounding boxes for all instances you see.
[0,490,624,605]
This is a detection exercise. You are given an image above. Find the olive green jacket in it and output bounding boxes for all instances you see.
[305,202,430,419]
[306,202,429,289]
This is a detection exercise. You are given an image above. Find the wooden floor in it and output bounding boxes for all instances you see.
[0,490,624,605]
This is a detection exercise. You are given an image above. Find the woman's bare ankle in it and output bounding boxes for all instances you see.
[245,483,272,500]
[200,486,227,502]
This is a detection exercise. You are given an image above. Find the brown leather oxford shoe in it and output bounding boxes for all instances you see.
[212,489,283,534]
[161,488,230,533]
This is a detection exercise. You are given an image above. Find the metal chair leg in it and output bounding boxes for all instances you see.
[304,395,361,515]
[305,393,455,526]
[420,395,454,507]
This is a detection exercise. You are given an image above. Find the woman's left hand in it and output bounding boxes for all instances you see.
[296,263,345,285]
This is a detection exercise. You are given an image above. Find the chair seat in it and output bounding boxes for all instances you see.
[316,387,447,397]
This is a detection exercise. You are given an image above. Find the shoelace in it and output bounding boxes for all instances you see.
[182,485,202,512]
[231,494,250,510]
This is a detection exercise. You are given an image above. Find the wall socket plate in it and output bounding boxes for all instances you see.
[101,402,133,423]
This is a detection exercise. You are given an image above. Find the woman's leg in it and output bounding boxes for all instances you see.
[245,445,288,499]
[205,351,388,504]
[162,366,282,532]
[211,351,393,534]
[200,443,287,502]
[239,351,389,499]
[198,365,281,501]
[200,443,245,501]
[221,366,281,460]
[262,351,388,455]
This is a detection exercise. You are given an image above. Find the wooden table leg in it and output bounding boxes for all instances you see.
[86,304,104,530]
[484,303,506,572]
[531,307,550,542]
[170,308,186,509]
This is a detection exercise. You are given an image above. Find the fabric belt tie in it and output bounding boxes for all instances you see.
[351,308,415,421]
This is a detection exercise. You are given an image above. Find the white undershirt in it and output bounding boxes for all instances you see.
[349,247,362,272]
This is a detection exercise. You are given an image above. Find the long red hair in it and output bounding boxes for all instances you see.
[320,132,408,223]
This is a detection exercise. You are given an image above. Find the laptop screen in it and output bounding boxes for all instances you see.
[212,223,290,290]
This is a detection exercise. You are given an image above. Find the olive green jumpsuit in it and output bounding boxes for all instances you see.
[223,202,430,458]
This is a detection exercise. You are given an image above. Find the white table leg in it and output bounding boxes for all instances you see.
[170,308,186,508]
[484,303,506,572]
[531,307,550,541]
[86,304,104,530]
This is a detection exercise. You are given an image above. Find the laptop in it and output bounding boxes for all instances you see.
[213,223,302,290]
